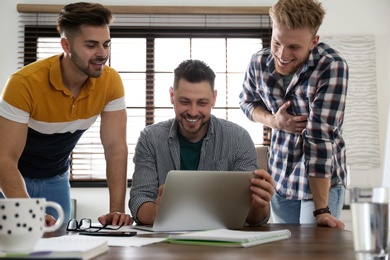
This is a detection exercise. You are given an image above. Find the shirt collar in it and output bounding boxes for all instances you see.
[49,54,96,97]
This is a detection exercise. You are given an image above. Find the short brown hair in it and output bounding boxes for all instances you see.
[173,60,216,91]
[57,2,113,37]
[269,0,325,35]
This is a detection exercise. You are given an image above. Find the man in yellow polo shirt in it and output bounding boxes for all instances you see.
[0,2,132,227]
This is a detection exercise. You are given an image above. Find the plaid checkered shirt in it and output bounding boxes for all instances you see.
[239,42,349,200]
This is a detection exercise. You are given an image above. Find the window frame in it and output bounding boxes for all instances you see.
[22,24,272,187]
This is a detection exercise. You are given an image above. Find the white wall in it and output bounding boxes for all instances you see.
[71,187,130,220]
[0,0,389,220]
[318,1,390,188]
[383,107,390,187]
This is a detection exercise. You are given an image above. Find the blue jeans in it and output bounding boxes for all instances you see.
[271,184,345,224]
[0,171,72,223]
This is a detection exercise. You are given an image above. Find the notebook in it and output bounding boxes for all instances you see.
[166,228,292,247]
[133,170,254,232]
[0,235,108,259]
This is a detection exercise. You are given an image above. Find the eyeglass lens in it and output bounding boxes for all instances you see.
[67,219,78,230]
[79,218,92,229]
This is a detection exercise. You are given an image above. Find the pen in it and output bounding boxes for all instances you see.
[30,251,53,256]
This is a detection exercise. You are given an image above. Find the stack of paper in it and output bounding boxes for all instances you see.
[167,228,291,248]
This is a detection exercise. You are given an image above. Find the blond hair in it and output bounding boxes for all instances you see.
[269,0,325,35]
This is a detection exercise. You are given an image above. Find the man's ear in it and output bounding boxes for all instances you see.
[169,87,174,105]
[60,38,71,53]
[310,35,320,51]
[212,90,217,107]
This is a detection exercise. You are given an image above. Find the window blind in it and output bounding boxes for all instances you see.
[17,7,272,181]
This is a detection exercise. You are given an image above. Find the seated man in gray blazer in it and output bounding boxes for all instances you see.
[129,59,274,226]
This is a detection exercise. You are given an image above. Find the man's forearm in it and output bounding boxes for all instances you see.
[251,106,274,127]
[108,184,126,213]
[107,177,127,213]
[137,202,156,225]
[246,202,270,225]
[0,164,30,198]
[308,176,330,211]
[106,151,128,213]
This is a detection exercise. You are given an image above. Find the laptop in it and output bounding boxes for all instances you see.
[133,170,254,232]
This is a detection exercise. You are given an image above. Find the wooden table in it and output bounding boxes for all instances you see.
[47,224,356,259]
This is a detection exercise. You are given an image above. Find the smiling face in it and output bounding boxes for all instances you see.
[62,24,111,78]
[271,22,319,75]
[170,78,217,143]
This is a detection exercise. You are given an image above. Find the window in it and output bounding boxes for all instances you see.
[18,8,272,182]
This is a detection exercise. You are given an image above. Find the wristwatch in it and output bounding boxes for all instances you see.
[313,206,331,217]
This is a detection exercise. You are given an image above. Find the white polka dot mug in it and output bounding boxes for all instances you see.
[0,198,64,253]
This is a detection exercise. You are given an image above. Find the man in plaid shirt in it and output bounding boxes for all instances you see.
[239,0,348,229]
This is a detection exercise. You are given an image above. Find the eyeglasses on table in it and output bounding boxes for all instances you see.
[66,218,124,232]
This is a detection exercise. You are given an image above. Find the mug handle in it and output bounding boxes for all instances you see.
[42,201,64,232]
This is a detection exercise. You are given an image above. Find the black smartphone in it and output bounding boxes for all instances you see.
[79,231,137,237]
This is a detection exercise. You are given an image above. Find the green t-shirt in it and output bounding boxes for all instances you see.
[178,133,206,170]
[281,74,294,92]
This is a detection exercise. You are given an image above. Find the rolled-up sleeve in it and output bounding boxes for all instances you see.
[239,55,267,122]
[304,59,349,178]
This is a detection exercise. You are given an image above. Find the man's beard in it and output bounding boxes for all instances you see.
[70,52,106,78]
[176,115,209,136]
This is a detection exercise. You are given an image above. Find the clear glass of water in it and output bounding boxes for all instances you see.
[350,187,390,260]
